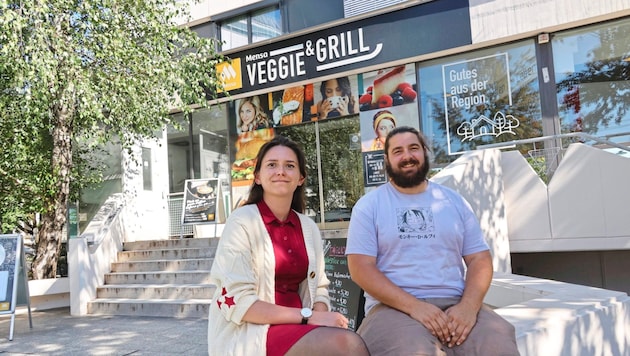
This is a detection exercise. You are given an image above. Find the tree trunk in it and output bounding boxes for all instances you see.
[31,101,74,279]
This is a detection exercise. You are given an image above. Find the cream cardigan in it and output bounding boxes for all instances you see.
[207,204,331,356]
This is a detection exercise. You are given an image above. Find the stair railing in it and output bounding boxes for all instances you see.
[478,132,630,181]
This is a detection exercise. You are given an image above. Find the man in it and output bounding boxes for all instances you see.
[346,126,519,355]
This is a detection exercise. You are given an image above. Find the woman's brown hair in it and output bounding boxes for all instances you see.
[244,135,307,213]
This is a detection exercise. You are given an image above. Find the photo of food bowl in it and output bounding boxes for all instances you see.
[190,183,215,199]
[182,179,220,224]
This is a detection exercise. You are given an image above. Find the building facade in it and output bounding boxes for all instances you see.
[116,0,630,292]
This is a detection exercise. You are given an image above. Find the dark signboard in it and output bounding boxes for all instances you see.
[182,179,220,225]
[216,0,471,96]
[323,238,364,331]
[363,151,388,186]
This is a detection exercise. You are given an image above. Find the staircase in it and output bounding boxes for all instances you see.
[87,237,218,318]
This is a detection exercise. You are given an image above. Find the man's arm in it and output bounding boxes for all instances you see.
[347,254,452,343]
[444,250,493,347]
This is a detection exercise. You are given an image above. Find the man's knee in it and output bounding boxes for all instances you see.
[358,306,446,356]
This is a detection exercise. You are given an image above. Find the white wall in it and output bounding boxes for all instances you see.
[177,0,264,24]
[431,149,513,273]
[503,143,630,252]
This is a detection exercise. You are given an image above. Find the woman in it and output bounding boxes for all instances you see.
[316,76,359,119]
[238,96,270,133]
[208,136,369,356]
[369,110,397,151]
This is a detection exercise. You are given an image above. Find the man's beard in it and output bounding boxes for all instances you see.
[385,156,430,188]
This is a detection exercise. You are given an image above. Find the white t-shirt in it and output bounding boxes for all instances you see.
[346,181,489,314]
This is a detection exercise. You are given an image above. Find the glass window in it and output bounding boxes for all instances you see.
[166,105,229,194]
[220,15,248,51]
[192,106,230,183]
[220,7,282,51]
[226,79,362,229]
[277,116,363,229]
[418,40,542,167]
[79,140,123,232]
[167,112,191,194]
[553,18,630,147]
[252,7,282,44]
[142,147,152,191]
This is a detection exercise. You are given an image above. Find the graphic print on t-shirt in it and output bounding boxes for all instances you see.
[396,207,435,240]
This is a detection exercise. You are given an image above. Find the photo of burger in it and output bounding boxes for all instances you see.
[231,128,274,182]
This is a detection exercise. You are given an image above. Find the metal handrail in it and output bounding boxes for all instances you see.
[477,132,630,152]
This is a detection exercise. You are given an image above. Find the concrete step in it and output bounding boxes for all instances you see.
[104,271,213,285]
[96,284,216,299]
[88,237,220,319]
[123,237,219,251]
[87,298,211,319]
[110,258,214,272]
[117,247,216,262]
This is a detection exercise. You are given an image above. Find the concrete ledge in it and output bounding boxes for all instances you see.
[28,278,70,310]
[489,273,630,356]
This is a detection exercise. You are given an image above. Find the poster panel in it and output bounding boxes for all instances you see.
[182,179,220,225]
[358,63,419,152]
[356,63,420,188]
[0,235,22,314]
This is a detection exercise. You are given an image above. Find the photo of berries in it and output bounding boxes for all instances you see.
[358,63,420,154]
[359,65,418,111]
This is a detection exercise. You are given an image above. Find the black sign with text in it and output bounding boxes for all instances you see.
[323,238,364,331]
[363,151,387,186]
[216,0,471,96]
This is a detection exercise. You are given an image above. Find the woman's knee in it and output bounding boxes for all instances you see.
[289,327,369,356]
[327,329,369,355]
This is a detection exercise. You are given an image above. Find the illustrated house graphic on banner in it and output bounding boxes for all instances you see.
[457,111,520,142]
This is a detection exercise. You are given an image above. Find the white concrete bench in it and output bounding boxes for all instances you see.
[488,273,630,356]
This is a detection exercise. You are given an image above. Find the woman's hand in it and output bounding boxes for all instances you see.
[317,99,333,119]
[309,310,349,329]
[337,96,350,116]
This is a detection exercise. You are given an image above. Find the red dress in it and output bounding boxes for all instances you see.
[258,202,319,356]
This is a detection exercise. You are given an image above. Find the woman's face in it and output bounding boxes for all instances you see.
[255,145,305,199]
[323,79,343,98]
[376,119,395,138]
[239,101,256,125]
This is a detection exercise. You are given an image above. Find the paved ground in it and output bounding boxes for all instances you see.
[0,308,208,355]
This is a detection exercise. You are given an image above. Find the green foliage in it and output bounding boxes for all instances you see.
[525,156,549,183]
[0,0,226,276]
[277,116,363,215]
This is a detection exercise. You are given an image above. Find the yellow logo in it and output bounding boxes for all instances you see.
[217,58,242,92]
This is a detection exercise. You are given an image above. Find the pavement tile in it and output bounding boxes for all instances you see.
[0,308,208,355]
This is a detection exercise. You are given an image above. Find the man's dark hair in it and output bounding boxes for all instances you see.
[384,126,431,155]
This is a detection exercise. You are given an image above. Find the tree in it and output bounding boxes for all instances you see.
[0,0,226,278]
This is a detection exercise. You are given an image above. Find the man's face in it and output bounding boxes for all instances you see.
[385,132,429,188]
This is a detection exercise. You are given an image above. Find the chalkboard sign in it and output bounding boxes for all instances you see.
[0,234,32,340]
[323,238,364,331]
[182,178,220,225]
